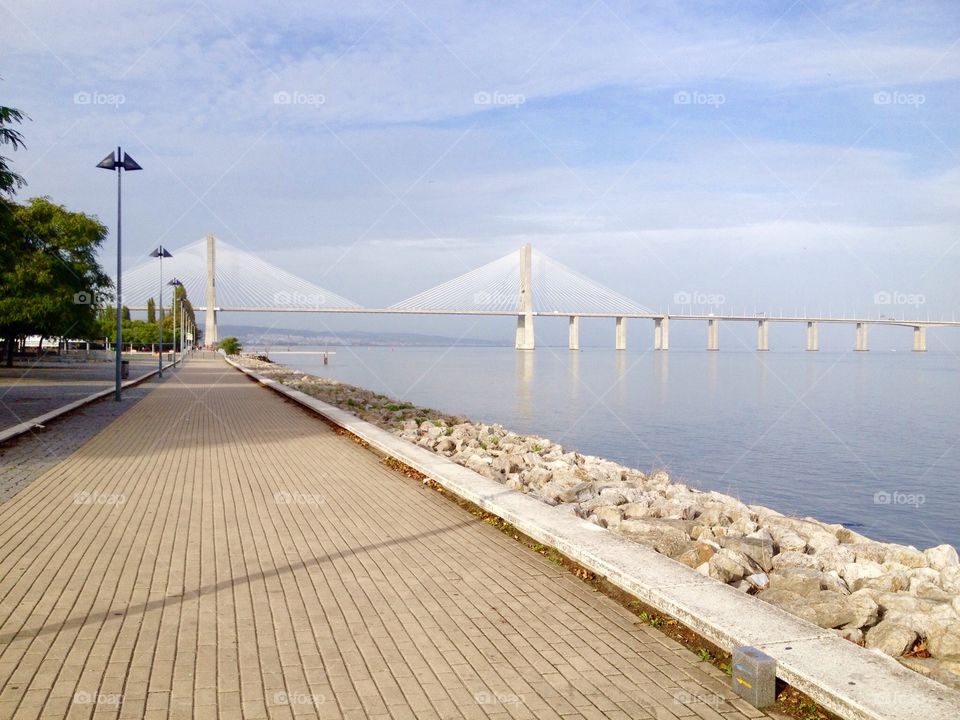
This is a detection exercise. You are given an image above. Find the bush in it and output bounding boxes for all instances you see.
[219,336,241,355]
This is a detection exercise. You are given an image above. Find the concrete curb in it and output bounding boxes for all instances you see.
[0,360,180,445]
[227,358,960,720]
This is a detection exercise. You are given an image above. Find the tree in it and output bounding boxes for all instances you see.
[146,297,156,324]
[0,197,112,365]
[219,336,241,355]
[0,104,27,199]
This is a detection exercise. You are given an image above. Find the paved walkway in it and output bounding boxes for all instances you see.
[0,357,158,432]
[0,359,770,720]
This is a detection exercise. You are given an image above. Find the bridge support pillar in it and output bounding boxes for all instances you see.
[806,321,819,351]
[204,232,218,348]
[855,322,868,351]
[568,316,580,350]
[515,243,534,350]
[615,316,626,350]
[757,319,770,351]
[654,317,669,351]
[707,318,719,351]
[913,326,927,352]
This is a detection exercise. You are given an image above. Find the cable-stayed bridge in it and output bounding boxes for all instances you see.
[119,235,957,352]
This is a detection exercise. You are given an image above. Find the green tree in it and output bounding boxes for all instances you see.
[146,297,156,324]
[0,104,27,198]
[0,197,112,365]
[219,336,241,355]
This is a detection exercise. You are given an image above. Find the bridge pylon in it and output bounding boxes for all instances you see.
[515,243,534,350]
[205,232,218,348]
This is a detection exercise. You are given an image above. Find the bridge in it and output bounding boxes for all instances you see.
[118,235,957,352]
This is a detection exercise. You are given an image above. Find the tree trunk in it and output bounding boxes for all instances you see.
[4,335,13,367]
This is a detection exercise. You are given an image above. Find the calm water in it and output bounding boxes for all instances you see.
[265,346,959,550]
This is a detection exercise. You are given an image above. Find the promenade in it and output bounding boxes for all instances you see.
[0,359,768,720]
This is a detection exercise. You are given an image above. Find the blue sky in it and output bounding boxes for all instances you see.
[3,1,959,347]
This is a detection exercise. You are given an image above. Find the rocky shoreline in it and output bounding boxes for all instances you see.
[235,354,960,690]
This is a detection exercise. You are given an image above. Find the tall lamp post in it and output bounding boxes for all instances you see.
[168,278,183,367]
[96,147,142,401]
[150,246,172,376]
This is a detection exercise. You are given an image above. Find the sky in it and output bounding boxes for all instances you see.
[3,0,959,348]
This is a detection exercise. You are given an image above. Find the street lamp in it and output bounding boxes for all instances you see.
[149,246,172,376]
[96,147,142,401]
[167,278,183,367]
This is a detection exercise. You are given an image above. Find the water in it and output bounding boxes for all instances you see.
[264,346,960,551]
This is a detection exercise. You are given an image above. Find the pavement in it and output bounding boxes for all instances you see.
[0,358,769,720]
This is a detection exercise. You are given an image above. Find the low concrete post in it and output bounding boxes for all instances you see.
[855,322,868,351]
[806,321,819,351]
[913,326,927,352]
[732,646,776,708]
[615,316,626,350]
[757,319,769,351]
[568,316,580,350]
[707,318,719,351]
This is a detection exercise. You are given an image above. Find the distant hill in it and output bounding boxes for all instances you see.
[220,325,505,348]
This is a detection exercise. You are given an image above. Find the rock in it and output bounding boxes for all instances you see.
[848,543,889,565]
[836,527,871,544]
[758,588,819,624]
[676,542,717,569]
[925,544,960,572]
[598,487,627,506]
[720,535,775,572]
[728,518,758,535]
[843,590,880,629]
[524,467,553,487]
[595,506,623,530]
[837,627,863,644]
[816,546,856,572]
[885,544,929,569]
[618,519,691,558]
[865,620,918,657]
[772,551,823,572]
[768,527,808,553]
[621,502,651,520]
[707,549,759,583]
[745,573,769,591]
[925,624,960,660]
[806,531,840,554]
[434,437,457,454]
[492,453,523,475]
[840,560,884,586]
[810,592,857,628]
[768,569,826,597]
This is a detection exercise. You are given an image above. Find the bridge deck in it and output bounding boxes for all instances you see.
[0,359,767,720]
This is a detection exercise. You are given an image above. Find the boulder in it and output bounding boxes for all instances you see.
[675,542,717,569]
[745,573,770,591]
[848,543,889,565]
[768,527,808,553]
[816,546,856,572]
[768,568,826,597]
[925,544,960,572]
[837,627,864,644]
[524,467,553,487]
[844,591,880,629]
[772,551,823,572]
[598,487,627,506]
[885,545,928,569]
[707,549,760,583]
[618,519,691,558]
[621,502,651,520]
[595,506,623,530]
[840,560,884,586]
[811,592,858,628]
[720,535,775,572]
[806,531,840,554]
[758,588,819,624]
[492,453,524,475]
[865,620,918,657]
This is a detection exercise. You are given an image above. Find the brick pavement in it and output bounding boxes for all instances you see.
[0,359,772,719]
